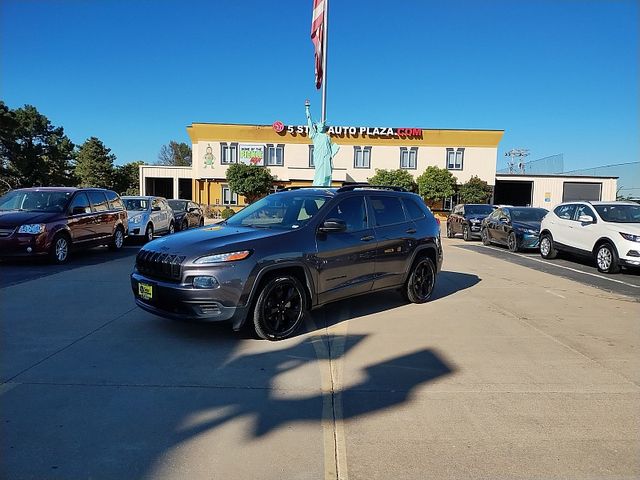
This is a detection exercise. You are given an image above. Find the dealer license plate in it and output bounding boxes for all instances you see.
[138,283,153,301]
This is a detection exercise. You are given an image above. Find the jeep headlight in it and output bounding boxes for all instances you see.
[18,224,46,234]
[523,228,539,235]
[193,250,252,264]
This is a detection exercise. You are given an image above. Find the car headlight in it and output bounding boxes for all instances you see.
[130,214,143,223]
[193,250,252,264]
[522,229,539,235]
[18,224,46,234]
[620,232,640,242]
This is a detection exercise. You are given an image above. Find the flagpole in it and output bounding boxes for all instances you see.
[321,0,329,123]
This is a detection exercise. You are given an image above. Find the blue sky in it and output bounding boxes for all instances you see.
[1,0,637,172]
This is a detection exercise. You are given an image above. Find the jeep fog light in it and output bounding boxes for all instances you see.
[193,276,220,289]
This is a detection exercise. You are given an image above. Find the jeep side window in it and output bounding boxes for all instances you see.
[370,195,407,227]
[402,198,426,220]
[324,196,367,232]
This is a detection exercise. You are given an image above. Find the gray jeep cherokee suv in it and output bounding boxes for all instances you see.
[131,184,443,340]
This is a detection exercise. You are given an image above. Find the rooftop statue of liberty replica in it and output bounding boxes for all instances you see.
[306,100,339,187]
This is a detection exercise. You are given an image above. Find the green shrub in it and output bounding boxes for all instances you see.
[221,207,235,220]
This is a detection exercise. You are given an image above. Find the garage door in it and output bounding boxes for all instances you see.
[562,182,601,202]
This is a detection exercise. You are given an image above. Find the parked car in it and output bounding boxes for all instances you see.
[480,207,549,251]
[539,201,640,273]
[0,187,127,264]
[131,185,443,340]
[446,203,496,241]
[123,196,175,242]
[168,199,204,231]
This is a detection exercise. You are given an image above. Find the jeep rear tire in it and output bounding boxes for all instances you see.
[403,257,436,304]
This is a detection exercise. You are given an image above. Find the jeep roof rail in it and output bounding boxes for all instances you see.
[337,183,406,192]
[282,186,335,191]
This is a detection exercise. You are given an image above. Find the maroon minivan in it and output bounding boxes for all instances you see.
[0,187,128,264]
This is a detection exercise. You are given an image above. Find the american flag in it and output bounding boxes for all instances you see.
[311,0,325,89]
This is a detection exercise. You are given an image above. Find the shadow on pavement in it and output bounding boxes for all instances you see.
[0,246,140,288]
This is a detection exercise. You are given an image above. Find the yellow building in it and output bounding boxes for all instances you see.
[139,122,504,213]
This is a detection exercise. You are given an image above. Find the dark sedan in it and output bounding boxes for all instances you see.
[168,199,204,231]
[481,207,549,252]
[446,204,496,241]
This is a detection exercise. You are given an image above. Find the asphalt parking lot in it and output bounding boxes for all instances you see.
[1,238,639,479]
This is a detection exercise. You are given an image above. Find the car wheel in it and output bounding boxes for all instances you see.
[595,243,620,274]
[446,222,453,238]
[145,224,154,243]
[181,219,188,231]
[481,227,491,246]
[539,234,557,259]
[507,232,519,252]
[109,227,125,251]
[49,233,70,264]
[168,222,175,235]
[462,225,471,241]
[253,276,307,341]
[403,256,436,304]
[199,217,205,227]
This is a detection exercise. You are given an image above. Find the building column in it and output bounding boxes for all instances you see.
[173,176,179,199]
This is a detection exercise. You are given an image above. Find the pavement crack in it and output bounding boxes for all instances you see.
[3,306,137,384]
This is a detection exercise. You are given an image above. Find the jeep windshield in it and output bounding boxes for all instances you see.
[594,204,640,223]
[0,190,72,212]
[226,194,328,229]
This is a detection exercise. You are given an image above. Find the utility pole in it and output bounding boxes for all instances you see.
[505,149,530,174]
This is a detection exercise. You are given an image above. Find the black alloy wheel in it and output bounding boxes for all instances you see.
[463,225,471,241]
[507,232,519,252]
[168,222,175,234]
[254,276,306,340]
[49,234,70,264]
[446,222,454,238]
[404,257,436,304]
[481,227,491,246]
[145,224,154,242]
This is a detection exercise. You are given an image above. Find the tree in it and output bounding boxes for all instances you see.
[368,168,417,192]
[226,163,275,204]
[458,176,493,204]
[416,166,457,203]
[112,161,145,195]
[0,101,75,188]
[157,141,191,166]
[75,137,116,188]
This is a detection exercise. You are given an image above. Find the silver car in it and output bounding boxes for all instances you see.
[123,196,175,242]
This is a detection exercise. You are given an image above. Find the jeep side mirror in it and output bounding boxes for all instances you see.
[319,218,347,233]
[578,214,594,224]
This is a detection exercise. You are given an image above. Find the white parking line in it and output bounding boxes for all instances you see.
[545,289,566,299]
[479,245,640,289]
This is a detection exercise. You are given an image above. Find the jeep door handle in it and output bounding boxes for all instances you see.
[406,228,417,234]
[360,235,374,242]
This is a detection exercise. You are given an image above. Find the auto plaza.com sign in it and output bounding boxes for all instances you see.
[272,121,422,139]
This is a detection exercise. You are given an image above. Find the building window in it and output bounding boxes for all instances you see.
[443,194,459,211]
[266,144,284,166]
[222,185,238,205]
[446,148,464,170]
[400,147,417,169]
[221,142,238,164]
[309,145,315,167]
[354,146,371,168]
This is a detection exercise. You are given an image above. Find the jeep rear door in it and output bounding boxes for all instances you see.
[369,195,415,290]
[315,195,376,305]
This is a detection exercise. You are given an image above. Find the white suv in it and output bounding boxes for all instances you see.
[539,201,640,273]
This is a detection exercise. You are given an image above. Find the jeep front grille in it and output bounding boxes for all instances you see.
[136,250,186,281]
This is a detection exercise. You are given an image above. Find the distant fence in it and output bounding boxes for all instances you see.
[497,154,564,175]
[561,161,640,199]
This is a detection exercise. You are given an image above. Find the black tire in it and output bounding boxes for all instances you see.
[403,256,436,304]
[507,232,519,252]
[181,219,188,231]
[539,233,557,259]
[168,221,175,235]
[462,225,471,242]
[109,226,125,251]
[49,233,71,264]
[199,217,204,227]
[145,224,154,243]
[446,222,454,238]
[481,227,491,246]
[595,242,621,274]
[253,276,307,341]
